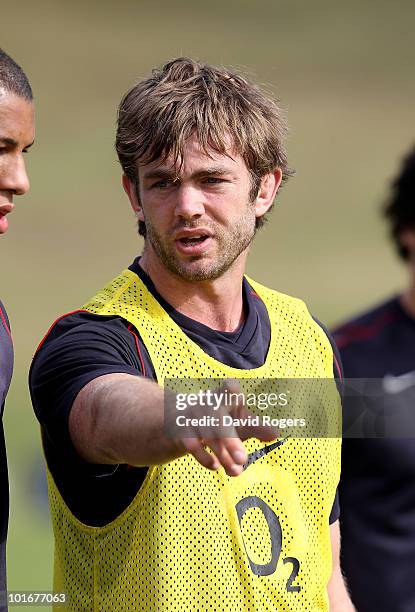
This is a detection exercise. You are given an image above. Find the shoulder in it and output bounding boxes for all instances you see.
[30,309,151,424]
[246,274,334,335]
[245,276,305,310]
[247,277,331,335]
[332,296,401,351]
[32,309,143,378]
[245,277,319,334]
[246,277,338,374]
[35,309,133,353]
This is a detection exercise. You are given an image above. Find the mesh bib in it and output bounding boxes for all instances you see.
[47,270,341,611]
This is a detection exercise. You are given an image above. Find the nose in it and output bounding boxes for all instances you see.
[174,184,205,219]
[3,154,30,196]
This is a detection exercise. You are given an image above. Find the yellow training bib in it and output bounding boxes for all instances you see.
[47,270,341,611]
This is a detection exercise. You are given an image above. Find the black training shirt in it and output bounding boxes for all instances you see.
[334,296,415,612]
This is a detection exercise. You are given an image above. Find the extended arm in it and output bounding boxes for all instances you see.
[69,373,274,477]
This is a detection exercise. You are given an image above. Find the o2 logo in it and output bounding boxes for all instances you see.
[235,495,300,592]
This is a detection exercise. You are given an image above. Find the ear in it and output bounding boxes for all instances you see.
[122,174,144,221]
[399,228,415,258]
[254,168,283,219]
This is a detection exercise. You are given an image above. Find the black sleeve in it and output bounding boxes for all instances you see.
[29,311,157,526]
[29,311,153,461]
[329,490,340,524]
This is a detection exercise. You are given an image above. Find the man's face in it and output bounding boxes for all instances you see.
[0,90,35,234]
[129,135,266,282]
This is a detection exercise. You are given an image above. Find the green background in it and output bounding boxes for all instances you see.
[1,0,415,607]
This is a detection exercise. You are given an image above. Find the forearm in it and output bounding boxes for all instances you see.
[69,373,182,466]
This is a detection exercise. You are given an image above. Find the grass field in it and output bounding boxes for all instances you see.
[1,0,414,608]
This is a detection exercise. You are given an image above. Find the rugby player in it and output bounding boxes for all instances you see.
[0,49,34,608]
[30,58,353,611]
[334,146,415,611]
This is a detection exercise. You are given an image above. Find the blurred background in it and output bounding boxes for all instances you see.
[1,0,415,607]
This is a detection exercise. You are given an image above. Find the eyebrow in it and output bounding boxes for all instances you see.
[0,137,35,148]
[142,166,233,181]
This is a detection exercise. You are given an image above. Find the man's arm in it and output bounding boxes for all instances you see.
[327,520,355,611]
[69,373,275,478]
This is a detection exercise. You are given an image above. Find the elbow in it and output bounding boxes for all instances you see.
[69,384,120,465]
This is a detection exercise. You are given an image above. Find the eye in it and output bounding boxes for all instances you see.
[203,177,225,185]
[150,179,175,190]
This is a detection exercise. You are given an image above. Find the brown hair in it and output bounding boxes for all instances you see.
[383,145,415,260]
[116,58,293,236]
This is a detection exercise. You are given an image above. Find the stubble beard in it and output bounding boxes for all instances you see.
[144,209,257,282]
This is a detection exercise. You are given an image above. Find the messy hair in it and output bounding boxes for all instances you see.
[116,58,293,236]
[384,146,415,260]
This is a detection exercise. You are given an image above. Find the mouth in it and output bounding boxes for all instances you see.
[0,203,14,234]
[178,234,209,246]
[174,230,213,255]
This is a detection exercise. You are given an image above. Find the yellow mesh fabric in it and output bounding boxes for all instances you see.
[47,270,341,611]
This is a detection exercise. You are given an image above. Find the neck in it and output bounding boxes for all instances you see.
[139,250,248,332]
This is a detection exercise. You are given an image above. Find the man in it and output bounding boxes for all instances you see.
[0,49,34,607]
[333,147,415,612]
[30,58,352,611]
